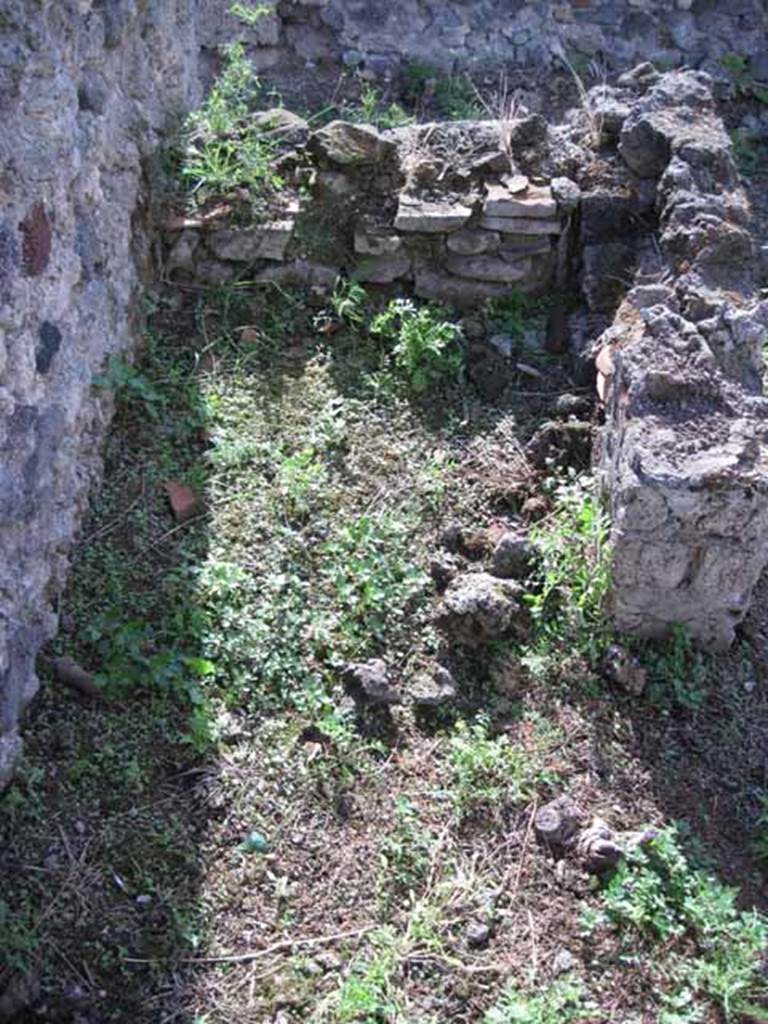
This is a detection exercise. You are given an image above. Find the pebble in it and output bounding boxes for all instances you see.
[466,920,491,948]
[552,948,577,975]
[241,830,270,855]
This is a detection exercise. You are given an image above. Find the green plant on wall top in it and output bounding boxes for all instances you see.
[180,42,283,210]
[721,54,768,104]
[345,79,412,130]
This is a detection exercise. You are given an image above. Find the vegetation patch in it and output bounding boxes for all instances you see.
[1,274,765,1022]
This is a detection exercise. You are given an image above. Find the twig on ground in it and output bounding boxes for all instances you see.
[146,514,206,550]
[123,924,376,966]
[501,800,538,901]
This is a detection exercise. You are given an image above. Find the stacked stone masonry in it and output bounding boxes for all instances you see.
[236,0,767,83]
[591,67,768,649]
[163,118,573,307]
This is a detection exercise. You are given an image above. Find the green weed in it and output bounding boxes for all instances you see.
[0,899,38,971]
[643,624,707,711]
[93,356,164,417]
[346,79,412,129]
[330,929,402,1023]
[229,1,273,25]
[404,63,483,119]
[484,977,595,1024]
[721,54,768,104]
[371,298,464,393]
[731,127,768,177]
[377,797,434,906]
[483,290,535,341]
[525,472,612,658]
[180,43,282,210]
[83,610,215,709]
[448,717,545,820]
[330,276,368,327]
[583,826,768,1021]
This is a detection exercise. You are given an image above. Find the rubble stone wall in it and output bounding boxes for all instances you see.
[163,118,577,307]
[0,0,205,788]
[591,66,768,648]
[241,0,768,80]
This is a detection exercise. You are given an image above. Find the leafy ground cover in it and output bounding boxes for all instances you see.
[1,277,767,1024]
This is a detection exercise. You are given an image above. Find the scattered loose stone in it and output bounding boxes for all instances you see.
[342,659,401,705]
[410,665,457,707]
[49,655,104,702]
[491,532,540,581]
[429,552,460,592]
[553,393,592,417]
[575,818,658,873]
[465,920,491,949]
[486,333,514,359]
[550,176,581,214]
[602,643,647,696]
[534,796,584,847]
[551,948,577,975]
[164,480,200,523]
[251,108,309,145]
[439,523,495,559]
[435,572,523,647]
[524,420,592,470]
[504,173,530,194]
[521,496,548,520]
[313,120,395,165]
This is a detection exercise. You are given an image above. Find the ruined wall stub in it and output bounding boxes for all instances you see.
[592,67,768,649]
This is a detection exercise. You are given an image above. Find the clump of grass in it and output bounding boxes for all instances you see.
[403,62,484,120]
[583,826,768,1021]
[179,42,282,211]
[345,79,412,129]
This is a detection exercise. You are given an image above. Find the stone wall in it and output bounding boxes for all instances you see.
[591,66,768,648]
[239,0,768,81]
[0,0,205,788]
[163,117,579,306]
